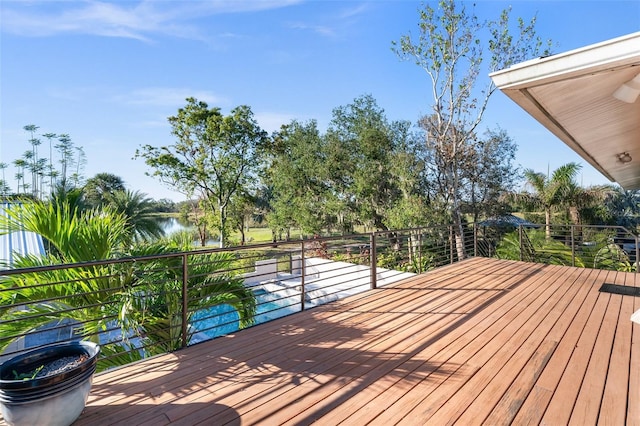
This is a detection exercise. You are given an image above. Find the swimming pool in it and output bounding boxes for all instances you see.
[190,288,301,341]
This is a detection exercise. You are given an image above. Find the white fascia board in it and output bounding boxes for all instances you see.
[490,31,640,90]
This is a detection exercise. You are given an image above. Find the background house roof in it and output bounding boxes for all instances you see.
[0,203,45,269]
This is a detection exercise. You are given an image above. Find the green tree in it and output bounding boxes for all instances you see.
[461,128,520,222]
[13,158,27,194]
[563,183,611,227]
[393,0,551,258]
[0,200,130,353]
[227,191,258,246]
[325,94,402,232]
[136,98,268,248]
[84,173,126,208]
[0,162,10,197]
[266,120,328,236]
[55,134,75,190]
[119,241,256,355]
[514,162,582,238]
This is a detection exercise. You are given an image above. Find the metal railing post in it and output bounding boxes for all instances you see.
[181,253,189,349]
[300,241,306,310]
[370,233,377,289]
[473,223,478,257]
[519,225,524,262]
[571,225,575,267]
[633,235,640,274]
[449,226,454,264]
[418,232,423,273]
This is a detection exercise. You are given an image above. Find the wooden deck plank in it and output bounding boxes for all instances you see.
[3,258,630,426]
[569,271,623,425]
[79,262,490,424]
[447,267,596,425]
[512,268,610,424]
[204,262,517,425]
[358,263,570,425]
[541,269,617,424]
[598,270,635,426]
[181,260,528,426]
[403,265,592,425]
[483,267,603,425]
[628,272,640,424]
[80,272,437,420]
[160,262,510,421]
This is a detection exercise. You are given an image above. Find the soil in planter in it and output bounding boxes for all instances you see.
[12,354,88,381]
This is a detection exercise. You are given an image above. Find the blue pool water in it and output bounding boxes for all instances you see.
[190,288,300,341]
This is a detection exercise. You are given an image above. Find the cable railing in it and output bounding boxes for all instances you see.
[0,222,637,371]
[476,223,639,270]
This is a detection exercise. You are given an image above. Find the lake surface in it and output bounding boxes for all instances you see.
[160,217,219,246]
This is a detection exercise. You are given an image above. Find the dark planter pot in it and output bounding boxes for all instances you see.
[0,341,100,426]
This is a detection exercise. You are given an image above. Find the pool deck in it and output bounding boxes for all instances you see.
[44,257,640,424]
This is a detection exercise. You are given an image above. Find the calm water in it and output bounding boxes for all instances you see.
[160,217,219,246]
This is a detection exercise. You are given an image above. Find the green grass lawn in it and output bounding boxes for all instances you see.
[230,227,273,244]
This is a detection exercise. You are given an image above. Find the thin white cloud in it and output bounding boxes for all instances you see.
[286,2,370,39]
[288,22,336,38]
[0,0,303,41]
[122,87,227,108]
[338,3,370,20]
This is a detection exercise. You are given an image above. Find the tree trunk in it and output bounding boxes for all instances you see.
[219,205,226,248]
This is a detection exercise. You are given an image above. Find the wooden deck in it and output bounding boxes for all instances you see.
[65,258,640,424]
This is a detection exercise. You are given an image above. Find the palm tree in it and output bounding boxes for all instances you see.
[0,200,131,355]
[122,241,256,355]
[513,162,582,238]
[0,199,255,369]
[604,187,640,229]
[13,159,27,194]
[105,189,165,243]
[42,132,57,195]
[563,183,612,226]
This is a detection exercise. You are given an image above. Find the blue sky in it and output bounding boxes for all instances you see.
[1,0,639,202]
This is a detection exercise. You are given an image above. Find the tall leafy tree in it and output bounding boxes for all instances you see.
[324,94,403,232]
[84,173,126,208]
[266,120,328,236]
[55,134,75,189]
[393,0,551,258]
[461,128,520,222]
[0,162,10,197]
[137,98,268,248]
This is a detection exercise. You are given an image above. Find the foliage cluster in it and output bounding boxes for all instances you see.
[0,200,256,371]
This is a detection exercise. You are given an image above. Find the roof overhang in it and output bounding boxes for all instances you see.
[490,32,640,189]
